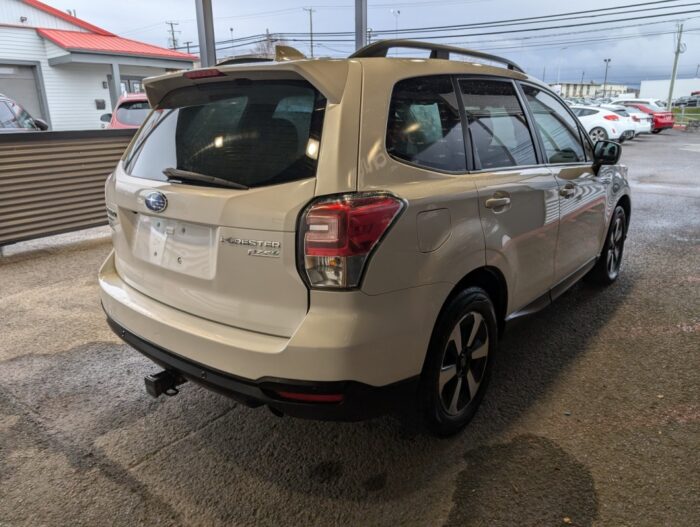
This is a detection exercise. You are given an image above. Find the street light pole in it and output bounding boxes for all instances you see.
[391,9,400,40]
[602,58,611,98]
[195,0,216,67]
[355,0,367,50]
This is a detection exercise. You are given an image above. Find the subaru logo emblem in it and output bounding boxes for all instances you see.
[145,191,167,213]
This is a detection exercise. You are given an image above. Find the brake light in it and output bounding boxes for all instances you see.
[299,193,404,288]
[184,68,225,79]
[603,114,619,121]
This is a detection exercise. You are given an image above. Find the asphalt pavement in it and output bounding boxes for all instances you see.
[0,129,698,526]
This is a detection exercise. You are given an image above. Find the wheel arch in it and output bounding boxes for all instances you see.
[443,266,508,336]
[616,194,631,230]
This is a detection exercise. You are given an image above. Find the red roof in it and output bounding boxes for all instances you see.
[37,29,197,62]
[22,0,114,36]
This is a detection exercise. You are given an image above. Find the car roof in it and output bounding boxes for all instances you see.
[143,40,546,108]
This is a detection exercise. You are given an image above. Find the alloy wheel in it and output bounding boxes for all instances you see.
[439,312,489,416]
[589,128,607,142]
[607,215,624,279]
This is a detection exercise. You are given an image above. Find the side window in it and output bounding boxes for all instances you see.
[386,76,466,172]
[458,79,537,170]
[0,102,19,129]
[8,102,35,129]
[521,85,586,164]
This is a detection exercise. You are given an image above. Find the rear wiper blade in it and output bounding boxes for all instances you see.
[163,167,249,190]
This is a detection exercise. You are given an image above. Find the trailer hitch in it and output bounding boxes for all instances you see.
[144,370,187,398]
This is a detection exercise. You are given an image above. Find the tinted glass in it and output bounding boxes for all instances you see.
[522,85,585,164]
[459,79,536,169]
[125,80,325,189]
[8,101,36,129]
[115,100,151,126]
[0,102,18,129]
[386,76,466,172]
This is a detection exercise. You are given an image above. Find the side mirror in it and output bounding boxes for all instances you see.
[593,140,621,167]
[33,118,49,131]
[100,113,112,123]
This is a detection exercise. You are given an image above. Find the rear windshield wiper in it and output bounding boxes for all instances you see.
[163,167,249,190]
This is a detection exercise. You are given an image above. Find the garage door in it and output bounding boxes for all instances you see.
[0,64,44,120]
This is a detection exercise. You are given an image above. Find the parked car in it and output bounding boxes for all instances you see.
[612,96,668,109]
[571,105,634,142]
[101,93,150,129]
[0,93,48,132]
[619,102,675,133]
[601,104,652,136]
[99,40,631,436]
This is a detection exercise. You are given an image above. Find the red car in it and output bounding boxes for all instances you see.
[101,93,150,129]
[622,103,674,134]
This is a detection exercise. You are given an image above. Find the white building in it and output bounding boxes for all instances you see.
[0,0,195,130]
[639,78,700,99]
[551,82,636,99]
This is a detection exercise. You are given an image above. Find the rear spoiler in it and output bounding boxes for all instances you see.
[143,59,350,107]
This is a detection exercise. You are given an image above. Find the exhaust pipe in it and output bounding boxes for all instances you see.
[144,370,187,398]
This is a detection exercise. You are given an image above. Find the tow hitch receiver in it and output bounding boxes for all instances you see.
[144,370,187,398]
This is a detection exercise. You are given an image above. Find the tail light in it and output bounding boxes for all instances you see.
[603,114,619,121]
[299,192,405,289]
[184,68,225,79]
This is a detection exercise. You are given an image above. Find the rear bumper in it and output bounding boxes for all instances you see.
[106,315,418,421]
[99,249,450,400]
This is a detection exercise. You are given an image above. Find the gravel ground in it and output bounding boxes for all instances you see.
[1,130,698,527]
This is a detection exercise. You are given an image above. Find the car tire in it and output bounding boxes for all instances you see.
[589,127,608,142]
[652,129,662,134]
[587,205,627,285]
[420,287,497,437]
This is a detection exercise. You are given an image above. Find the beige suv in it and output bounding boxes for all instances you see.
[99,41,630,436]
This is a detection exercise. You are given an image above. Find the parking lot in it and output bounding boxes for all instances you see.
[1,130,698,526]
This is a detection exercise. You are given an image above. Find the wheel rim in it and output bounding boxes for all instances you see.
[606,215,624,278]
[590,128,605,142]
[439,312,489,416]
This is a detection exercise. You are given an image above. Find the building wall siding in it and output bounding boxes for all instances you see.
[639,78,700,99]
[0,0,87,31]
[0,26,111,130]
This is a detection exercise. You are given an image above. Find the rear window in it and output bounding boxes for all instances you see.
[115,100,150,126]
[124,80,326,189]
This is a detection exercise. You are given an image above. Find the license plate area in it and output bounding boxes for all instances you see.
[132,214,217,279]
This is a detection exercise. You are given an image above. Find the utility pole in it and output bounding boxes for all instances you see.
[229,27,234,42]
[166,21,180,49]
[195,0,216,67]
[391,9,401,40]
[602,58,611,98]
[542,66,546,82]
[355,0,367,50]
[303,8,315,58]
[667,23,685,109]
[580,70,585,84]
[696,64,699,77]
[184,41,192,54]
[367,28,373,44]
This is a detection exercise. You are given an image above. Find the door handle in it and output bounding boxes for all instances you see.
[484,196,511,209]
[559,185,576,198]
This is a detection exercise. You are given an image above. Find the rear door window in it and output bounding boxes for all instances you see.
[115,100,151,127]
[458,79,537,170]
[521,84,586,164]
[0,102,19,129]
[125,80,326,189]
[386,76,466,172]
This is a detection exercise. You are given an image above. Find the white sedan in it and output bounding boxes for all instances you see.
[602,104,653,135]
[571,105,636,143]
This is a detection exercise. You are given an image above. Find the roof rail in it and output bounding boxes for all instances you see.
[349,39,525,73]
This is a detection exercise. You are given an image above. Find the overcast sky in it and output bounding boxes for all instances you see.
[52,0,700,86]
